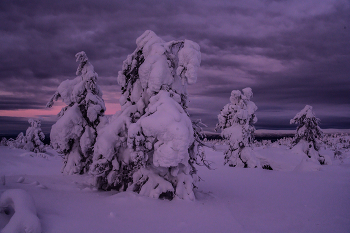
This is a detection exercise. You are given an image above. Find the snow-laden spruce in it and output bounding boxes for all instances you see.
[216,88,260,168]
[47,51,106,174]
[90,30,201,200]
[23,118,46,153]
[290,105,331,165]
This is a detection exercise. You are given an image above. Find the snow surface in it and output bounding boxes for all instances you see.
[0,189,41,233]
[0,145,349,232]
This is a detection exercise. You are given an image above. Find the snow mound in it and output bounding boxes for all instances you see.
[294,158,322,172]
[0,189,41,233]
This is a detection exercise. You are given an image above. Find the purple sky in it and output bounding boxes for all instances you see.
[0,0,349,135]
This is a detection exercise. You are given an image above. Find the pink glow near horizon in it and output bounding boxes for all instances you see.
[0,102,121,118]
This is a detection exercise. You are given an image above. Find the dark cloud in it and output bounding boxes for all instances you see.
[0,116,54,136]
[1,0,350,135]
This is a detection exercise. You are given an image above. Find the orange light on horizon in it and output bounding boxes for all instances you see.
[0,103,121,119]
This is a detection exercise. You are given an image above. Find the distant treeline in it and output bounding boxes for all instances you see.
[1,134,51,145]
[202,134,293,142]
[1,133,293,146]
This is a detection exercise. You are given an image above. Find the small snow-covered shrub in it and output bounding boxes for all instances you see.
[16,132,26,149]
[216,88,260,168]
[23,118,46,153]
[7,132,26,149]
[47,51,106,174]
[90,30,202,200]
[0,189,41,233]
[0,137,8,146]
[290,105,331,165]
[276,137,293,147]
[6,138,15,148]
[323,133,350,151]
[261,140,272,148]
[323,133,350,162]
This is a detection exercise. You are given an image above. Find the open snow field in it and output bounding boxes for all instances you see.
[1,145,349,233]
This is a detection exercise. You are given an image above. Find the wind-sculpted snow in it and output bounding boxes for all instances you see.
[129,90,194,167]
[117,30,201,106]
[91,30,201,200]
[216,87,260,168]
[47,51,105,174]
[176,40,201,85]
[0,144,349,232]
[0,189,41,233]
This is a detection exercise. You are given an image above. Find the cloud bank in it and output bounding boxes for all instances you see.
[0,0,349,135]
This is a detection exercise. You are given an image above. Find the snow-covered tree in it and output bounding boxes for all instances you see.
[290,105,331,165]
[9,132,26,149]
[47,51,106,174]
[6,138,15,148]
[90,30,201,200]
[216,88,260,168]
[1,137,8,146]
[23,118,46,153]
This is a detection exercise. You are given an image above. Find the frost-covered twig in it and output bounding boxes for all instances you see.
[191,119,214,170]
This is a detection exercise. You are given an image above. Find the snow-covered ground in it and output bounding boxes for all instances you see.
[0,145,349,233]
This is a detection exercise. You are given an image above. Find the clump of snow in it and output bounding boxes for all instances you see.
[17,177,25,183]
[91,30,201,200]
[290,105,331,166]
[216,87,261,168]
[47,51,106,174]
[129,90,194,168]
[0,189,41,233]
